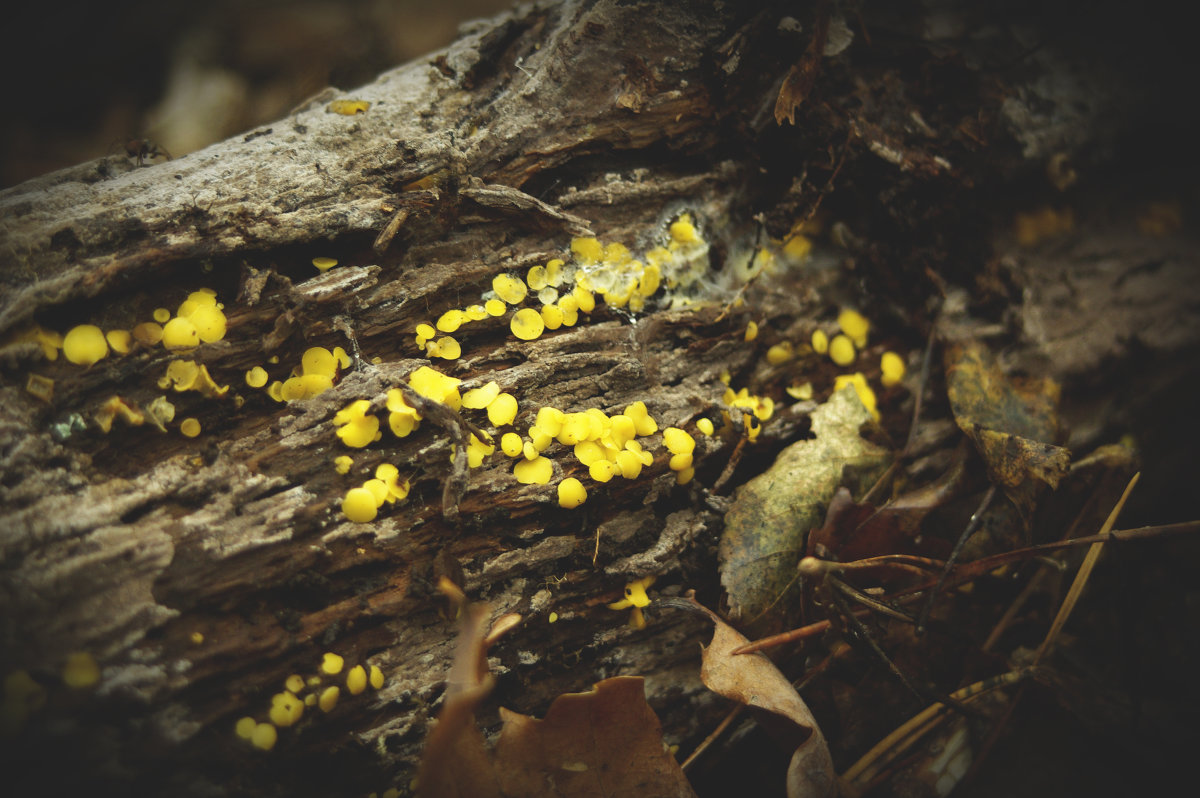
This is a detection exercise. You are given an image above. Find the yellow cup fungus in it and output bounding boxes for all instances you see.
[696,418,715,436]
[63,324,108,366]
[811,329,829,354]
[766,341,793,365]
[787,382,814,400]
[541,304,564,330]
[465,433,496,468]
[570,236,604,263]
[511,308,545,341]
[427,336,461,360]
[589,459,618,482]
[385,389,422,437]
[833,372,879,421]
[269,692,304,727]
[493,273,528,304]
[661,427,696,455]
[285,674,305,693]
[436,309,465,333]
[312,256,338,272]
[487,393,519,426]
[251,722,277,750]
[105,329,132,354]
[369,665,385,690]
[334,400,381,448]
[880,351,906,387]
[328,99,370,115]
[132,322,163,345]
[153,308,171,324]
[500,432,524,457]
[609,575,656,629]
[62,652,100,689]
[514,455,553,484]
[462,381,500,409]
[838,308,870,348]
[318,685,340,713]
[484,298,507,316]
[94,396,144,433]
[346,665,367,695]
[829,334,856,366]
[235,716,257,740]
[245,366,269,388]
[162,317,200,350]
[180,417,202,437]
[409,366,462,410]
[320,652,345,675]
[557,477,587,508]
[342,487,378,523]
[623,401,657,436]
[744,321,758,342]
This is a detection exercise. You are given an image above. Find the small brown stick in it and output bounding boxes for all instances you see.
[373,206,409,254]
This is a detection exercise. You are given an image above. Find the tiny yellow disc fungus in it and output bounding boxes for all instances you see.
[573,440,603,466]
[522,441,539,460]
[696,418,715,436]
[188,305,227,343]
[609,576,655,609]
[436,309,465,333]
[342,487,378,523]
[493,273,528,304]
[321,652,345,676]
[513,456,553,484]
[811,329,829,354]
[180,417,201,437]
[527,264,548,290]
[430,336,461,360]
[766,341,793,365]
[251,722,277,750]
[511,308,545,341]
[744,321,758,342]
[787,382,814,400]
[500,432,524,457]
[105,329,132,354]
[162,317,199,350]
[328,99,370,115]
[570,237,603,263]
[880,351,906,387]
[346,665,367,695]
[662,427,696,455]
[676,466,695,485]
[557,478,587,508]
[334,400,380,448]
[541,304,564,330]
[63,324,108,366]
[368,665,385,689]
[589,459,618,483]
[235,717,257,740]
[669,215,699,245]
[245,366,269,388]
[190,631,204,644]
[838,308,870,348]
[62,652,100,689]
[834,372,879,421]
[487,393,519,426]
[623,401,658,436]
[783,233,812,260]
[415,323,435,342]
[362,478,389,506]
[616,449,644,479]
[312,257,338,271]
[484,298,507,316]
[267,381,285,402]
[548,611,559,623]
[464,304,488,321]
[669,452,693,472]
[408,366,462,410]
[132,322,163,345]
[153,308,171,324]
[301,347,337,378]
[829,334,856,366]
[269,692,304,727]
[537,286,559,306]
[462,381,501,409]
[318,685,340,713]
[573,284,596,312]
[285,674,305,693]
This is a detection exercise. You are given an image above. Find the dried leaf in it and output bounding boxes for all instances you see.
[688,598,837,798]
[494,677,696,798]
[418,604,694,798]
[774,7,830,126]
[720,386,891,634]
[945,342,1070,524]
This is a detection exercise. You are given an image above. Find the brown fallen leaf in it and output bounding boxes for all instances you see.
[685,597,838,798]
[418,601,695,798]
[720,386,892,635]
[944,342,1070,525]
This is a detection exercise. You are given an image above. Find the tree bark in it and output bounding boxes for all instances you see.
[2,2,1198,796]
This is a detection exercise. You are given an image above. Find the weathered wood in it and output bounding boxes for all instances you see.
[2,2,1198,796]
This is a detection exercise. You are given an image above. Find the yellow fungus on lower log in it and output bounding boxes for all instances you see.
[511,308,545,341]
[696,418,714,436]
[484,298,507,316]
[369,665,385,689]
[342,487,378,523]
[251,722,277,750]
[548,612,559,623]
[63,324,108,366]
[162,317,199,350]
[180,418,202,438]
[105,329,132,354]
[487,393,519,426]
[514,455,553,484]
[312,257,338,271]
[557,477,587,508]
[662,427,695,454]
[829,334,856,366]
[669,452,693,472]
[811,329,829,354]
[318,685,340,713]
[463,381,501,409]
[409,366,463,410]
[153,308,171,324]
[245,366,269,388]
[346,665,367,695]
[436,309,465,333]
[235,716,257,740]
[881,351,906,387]
[269,692,304,726]
[334,400,380,448]
[838,308,870,348]
[787,382,814,400]
[328,99,370,115]
[132,322,164,345]
[62,652,100,689]
[834,373,879,421]
[190,631,204,645]
[570,236,603,263]
[766,341,793,365]
[321,652,345,676]
[676,466,695,485]
[500,432,523,457]
[267,381,285,402]
[744,321,758,341]
[589,460,618,483]
[285,674,305,694]
[541,304,564,330]
[493,273,528,304]
[616,450,643,479]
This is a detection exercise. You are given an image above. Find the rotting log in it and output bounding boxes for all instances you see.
[2,2,1199,796]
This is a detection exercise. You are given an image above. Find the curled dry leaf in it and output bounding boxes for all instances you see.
[720,386,891,635]
[418,602,694,798]
[944,341,1070,525]
[687,597,837,798]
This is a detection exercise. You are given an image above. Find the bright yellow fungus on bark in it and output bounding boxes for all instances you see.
[834,373,879,421]
[362,478,389,506]
[527,264,548,290]
[343,487,377,522]
[669,215,699,245]
[153,308,171,323]
[484,298,507,316]
[609,576,655,610]
[676,466,695,485]
[462,381,501,409]
[63,325,108,366]
[346,665,367,695]
[811,329,829,354]
[487,393,518,426]
[534,407,564,436]
[880,351,906,387]
[132,322,163,345]
[500,432,523,457]
[369,665,384,689]
[570,237,603,263]
[696,418,715,436]
[285,674,305,693]
[312,257,338,271]
[334,400,380,447]
[187,305,227,343]
[766,341,793,365]
[662,427,695,455]
[246,366,269,388]
[669,452,693,472]
[557,478,587,508]
[783,233,812,260]
[744,321,758,342]
[493,273,528,304]
[62,652,100,688]
[541,304,564,330]
[328,99,370,115]
[511,308,545,340]
[267,381,285,402]
[318,686,340,712]
[235,717,257,740]
[436,309,465,333]
[528,426,553,452]
[180,417,201,437]
[466,433,495,468]
[302,347,336,378]
[514,456,553,484]
[251,722,277,750]
[829,334,856,366]
[589,460,618,482]
[428,336,461,360]
[162,317,199,350]
[321,652,345,675]
[838,308,870,348]
[787,382,813,400]
[616,450,644,479]
[572,284,596,312]
[409,366,462,410]
[269,692,304,726]
[623,401,658,436]
[104,329,132,354]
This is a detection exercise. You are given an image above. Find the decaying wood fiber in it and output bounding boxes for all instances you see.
[2,1,1198,796]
